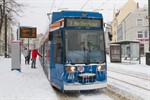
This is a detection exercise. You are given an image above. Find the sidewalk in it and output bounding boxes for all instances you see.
[0,54,57,100]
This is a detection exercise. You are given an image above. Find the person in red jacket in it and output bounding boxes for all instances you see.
[31,48,42,68]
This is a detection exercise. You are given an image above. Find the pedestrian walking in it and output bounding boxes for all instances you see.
[31,48,42,68]
[27,50,31,64]
[23,48,29,64]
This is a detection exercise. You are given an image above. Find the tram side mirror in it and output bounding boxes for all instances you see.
[49,32,53,41]
[108,32,112,41]
[103,22,105,27]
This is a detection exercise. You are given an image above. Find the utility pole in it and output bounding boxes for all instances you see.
[3,0,5,18]
[4,14,7,58]
[146,0,150,65]
[28,38,29,50]
[148,0,150,51]
[18,22,20,40]
[3,0,8,58]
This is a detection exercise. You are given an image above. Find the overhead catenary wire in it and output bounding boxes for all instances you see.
[80,0,90,11]
[95,0,110,10]
[90,0,93,10]
[49,0,55,13]
[57,0,64,11]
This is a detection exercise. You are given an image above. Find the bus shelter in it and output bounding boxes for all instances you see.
[110,40,141,64]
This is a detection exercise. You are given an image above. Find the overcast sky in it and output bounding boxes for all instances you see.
[16,0,148,35]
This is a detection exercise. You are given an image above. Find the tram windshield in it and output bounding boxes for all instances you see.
[65,30,105,64]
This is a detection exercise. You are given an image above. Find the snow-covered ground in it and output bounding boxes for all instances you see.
[107,55,150,100]
[0,54,150,100]
[0,55,58,100]
[0,55,113,100]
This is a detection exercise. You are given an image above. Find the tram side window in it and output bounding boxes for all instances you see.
[54,31,62,63]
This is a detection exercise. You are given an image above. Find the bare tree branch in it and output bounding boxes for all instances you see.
[0,0,24,36]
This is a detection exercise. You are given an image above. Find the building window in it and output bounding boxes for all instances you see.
[138,34,143,38]
[136,19,143,26]
[144,31,148,38]
[137,31,143,38]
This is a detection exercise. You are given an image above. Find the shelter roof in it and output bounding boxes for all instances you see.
[110,40,140,45]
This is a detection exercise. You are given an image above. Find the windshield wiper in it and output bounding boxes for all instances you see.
[87,42,92,65]
[99,55,106,64]
[73,51,89,61]
[99,60,105,64]
[88,41,99,50]
[87,41,104,64]
[71,51,85,58]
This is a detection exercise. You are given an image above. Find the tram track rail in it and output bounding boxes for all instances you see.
[104,84,144,100]
[106,69,150,100]
[107,68,150,91]
[108,68,150,81]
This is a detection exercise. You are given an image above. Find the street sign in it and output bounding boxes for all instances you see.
[20,27,36,38]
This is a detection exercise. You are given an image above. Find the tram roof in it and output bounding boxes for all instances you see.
[51,10,103,23]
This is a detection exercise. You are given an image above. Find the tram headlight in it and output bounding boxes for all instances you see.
[97,65,105,71]
[97,66,102,71]
[65,66,76,72]
[70,66,76,72]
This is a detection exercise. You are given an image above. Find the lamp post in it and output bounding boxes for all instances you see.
[148,0,150,51]
[146,0,150,65]
[17,22,20,40]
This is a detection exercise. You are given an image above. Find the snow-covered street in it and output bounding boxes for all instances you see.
[107,55,150,100]
[0,0,149,100]
[0,54,150,100]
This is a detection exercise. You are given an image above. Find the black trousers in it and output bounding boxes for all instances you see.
[25,57,30,64]
[25,57,28,64]
[31,58,36,68]
[27,57,30,64]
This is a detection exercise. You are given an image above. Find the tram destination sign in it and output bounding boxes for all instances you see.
[66,18,103,28]
[20,27,37,38]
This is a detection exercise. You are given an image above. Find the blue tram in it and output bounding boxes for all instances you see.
[39,11,107,91]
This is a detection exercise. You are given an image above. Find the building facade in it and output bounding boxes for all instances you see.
[118,6,148,54]
[111,0,139,42]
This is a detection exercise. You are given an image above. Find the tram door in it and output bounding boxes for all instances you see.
[43,40,50,81]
